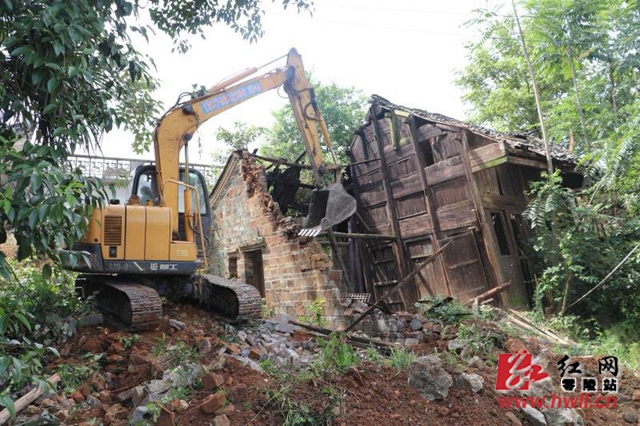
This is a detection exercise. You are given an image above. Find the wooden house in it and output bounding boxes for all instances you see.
[347,95,582,311]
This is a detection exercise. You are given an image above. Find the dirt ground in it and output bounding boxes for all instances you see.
[23,302,639,425]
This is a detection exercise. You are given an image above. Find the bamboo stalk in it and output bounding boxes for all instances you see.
[0,373,60,425]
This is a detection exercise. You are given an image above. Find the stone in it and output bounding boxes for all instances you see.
[227,383,248,403]
[237,330,248,342]
[106,354,124,363]
[81,337,104,353]
[164,363,204,388]
[203,373,225,391]
[109,342,125,354]
[91,372,106,391]
[200,393,227,414]
[169,319,186,330]
[69,391,85,403]
[60,398,76,410]
[157,410,176,426]
[104,403,129,425]
[436,406,449,416]
[99,390,112,404]
[505,412,522,425]
[623,412,639,424]
[216,403,235,416]
[409,317,424,331]
[275,322,296,334]
[249,347,264,360]
[55,409,70,423]
[86,395,102,407]
[27,405,40,415]
[633,390,640,401]
[447,338,467,353]
[406,356,453,401]
[226,344,242,355]
[199,338,213,355]
[146,379,169,394]
[542,408,583,426]
[396,320,407,332]
[171,399,189,414]
[405,338,420,347]
[453,373,484,393]
[274,313,294,323]
[78,382,92,398]
[130,406,152,423]
[520,406,547,426]
[213,414,231,426]
[131,386,146,407]
[78,314,103,327]
[130,351,154,365]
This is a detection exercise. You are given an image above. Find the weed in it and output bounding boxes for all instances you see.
[299,299,326,327]
[439,350,463,372]
[456,323,504,360]
[390,346,416,371]
[57,362,96,394]
[364,346,384,365]
[316,332,359,374]
[243,401,252,411]
[119,334,141,350]
[152,337,198,369]
[416,294,471,325]
[261,298,275,318]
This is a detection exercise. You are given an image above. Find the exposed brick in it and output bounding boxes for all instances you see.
[200,393,227,414]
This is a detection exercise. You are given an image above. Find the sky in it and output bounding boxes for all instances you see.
[97,0,494,164]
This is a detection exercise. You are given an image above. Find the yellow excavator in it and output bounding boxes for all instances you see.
[64,48,356,330]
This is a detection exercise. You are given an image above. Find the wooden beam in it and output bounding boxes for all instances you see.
[327,229,353,292]
[341,242,451,333]
[318,231,396,241]
[464,282,511,307]
[371,110,412,308]
[252,154,314,170]
[460,132,507,297]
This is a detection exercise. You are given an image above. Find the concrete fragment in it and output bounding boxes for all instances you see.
[542,408,583,425]
[407,355,453,401]
[405,338,420,347]
[520,406,547,426]
[453,373,484,393]
[623,412,639,424]
[169,319,186,330]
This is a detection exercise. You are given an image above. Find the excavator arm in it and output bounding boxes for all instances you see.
[154,48,355,238]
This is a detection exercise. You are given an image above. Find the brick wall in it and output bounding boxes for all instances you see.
[208,151,344,324]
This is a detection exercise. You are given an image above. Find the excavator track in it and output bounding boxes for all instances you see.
[78,276,162,331]
[192,274,262,321]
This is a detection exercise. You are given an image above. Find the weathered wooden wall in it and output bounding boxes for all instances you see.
[349,101,580,310]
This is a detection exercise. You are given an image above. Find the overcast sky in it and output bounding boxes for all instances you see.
[97,0,494,163]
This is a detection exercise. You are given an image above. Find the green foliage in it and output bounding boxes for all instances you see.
[299,299,326,327]
[259,75,367,166]
[57,355,100,394]
[119,334,141,350]
[456,323,504,361]
[316,332,359,375]
[416,295,472,325]
[389,346,416,372]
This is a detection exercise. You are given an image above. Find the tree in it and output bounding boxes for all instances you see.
[0,0,312,277]
[259,75,367,166]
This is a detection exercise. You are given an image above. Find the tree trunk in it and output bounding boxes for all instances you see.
[512,0,553,176]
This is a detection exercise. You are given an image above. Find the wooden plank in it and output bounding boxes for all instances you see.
[432,177,470,207]
[424,143,508,185]
[426,160,465,185]
[507,155,549,170]
[389,177,425,201]
[436,201,477,231]
[481,194,528,213]
[399,214,432,239]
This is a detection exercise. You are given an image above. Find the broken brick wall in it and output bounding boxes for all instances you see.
[208,151,344,324]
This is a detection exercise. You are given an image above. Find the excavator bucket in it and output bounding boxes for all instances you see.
[300,183,357,237]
